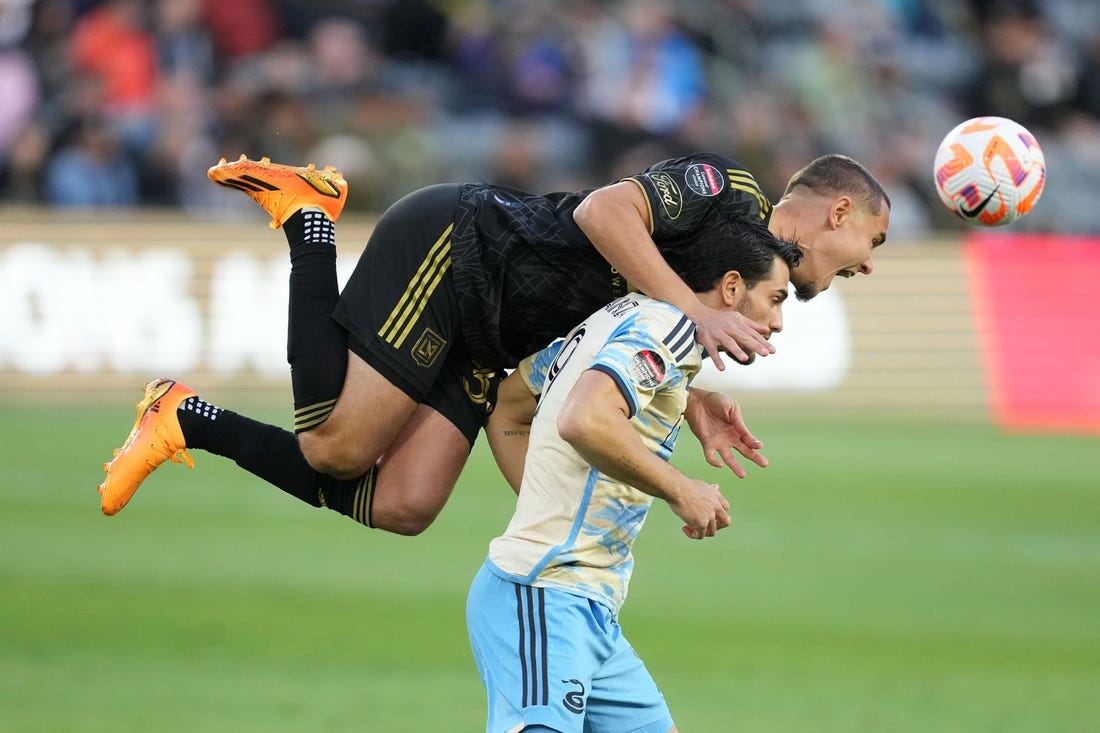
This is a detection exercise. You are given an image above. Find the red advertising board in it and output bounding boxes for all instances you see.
[965,233,1100,435]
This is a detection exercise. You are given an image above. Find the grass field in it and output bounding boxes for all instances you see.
[2,401,1098,732]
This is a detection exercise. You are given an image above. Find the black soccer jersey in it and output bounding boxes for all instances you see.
[448,152,773,368]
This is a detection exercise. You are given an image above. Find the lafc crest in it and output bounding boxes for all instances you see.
[411,327,446,367]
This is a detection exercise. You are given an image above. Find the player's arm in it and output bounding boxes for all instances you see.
[484,371,538,494]
[573,181,773,369]
[557,369,731,540]
[484,339,564,493]
[684,387,768,477]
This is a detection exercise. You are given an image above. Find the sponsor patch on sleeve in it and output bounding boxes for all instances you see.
[684,163,724,197]
[646,171,683,219]
[630,350,666,389]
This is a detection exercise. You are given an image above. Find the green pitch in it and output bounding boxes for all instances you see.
[2,402,1097,732]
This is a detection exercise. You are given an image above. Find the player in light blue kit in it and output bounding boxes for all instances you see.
[468,214,802,733]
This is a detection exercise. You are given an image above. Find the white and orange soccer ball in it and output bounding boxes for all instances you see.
[932,116,1046,226]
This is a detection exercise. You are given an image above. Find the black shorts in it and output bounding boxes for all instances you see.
[332,183,500,444]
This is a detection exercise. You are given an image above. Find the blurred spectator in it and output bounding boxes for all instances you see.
[0,2,38,155]
[378,0,450,63]
[44,114,139,206]
[305,15,380,131]
[0,0,32,47]
[201,0,279,63]
[126,0,217,205]
[69,0,159,154]
[578,0,709,175]
[20,0,73,124]
[155,0,214,83]
[964,0,1080,131]
[1,121,48,201]
[1071,27,1100,120]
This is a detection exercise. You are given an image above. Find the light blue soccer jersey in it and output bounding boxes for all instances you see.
[487,293,701,614]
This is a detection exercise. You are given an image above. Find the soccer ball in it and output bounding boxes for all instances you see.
[932,116,1046,226]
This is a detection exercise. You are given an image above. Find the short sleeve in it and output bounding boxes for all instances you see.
[587,310,692,418]
[623,153,772,241]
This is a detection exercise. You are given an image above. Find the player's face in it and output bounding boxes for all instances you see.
[734,258,790,363]
[788,199,890,301]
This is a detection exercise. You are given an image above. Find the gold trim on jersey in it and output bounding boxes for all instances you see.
[379,223,453,349]
[727,169,771,218]
[622,178,655,234]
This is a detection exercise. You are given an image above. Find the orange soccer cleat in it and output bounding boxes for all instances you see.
[207,155,348,228]
[98,378,196,516]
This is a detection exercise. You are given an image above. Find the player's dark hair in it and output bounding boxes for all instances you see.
[783,154,891,214]
[658,214,802,293]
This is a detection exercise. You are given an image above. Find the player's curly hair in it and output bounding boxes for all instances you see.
[658,214,802,293]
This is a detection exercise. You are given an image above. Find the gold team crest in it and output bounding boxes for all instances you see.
[411,327,446,367]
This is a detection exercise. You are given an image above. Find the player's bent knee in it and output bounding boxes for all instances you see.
[368,476,453,536]
[369,498,442,536]
[298,431,377,479]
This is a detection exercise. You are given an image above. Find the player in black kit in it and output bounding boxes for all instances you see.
[98,152,889,535]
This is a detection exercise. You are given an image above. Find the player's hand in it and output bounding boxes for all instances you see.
[669,480,731,540]
[691,306,774,370]
[684,388,767,478]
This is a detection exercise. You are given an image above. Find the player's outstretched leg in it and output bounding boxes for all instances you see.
[97,378,340,519]
[98,378,196,516]
[208,154,350,434]
[207,155,348,228]
[94,374,379,524]
[94,379,476,536]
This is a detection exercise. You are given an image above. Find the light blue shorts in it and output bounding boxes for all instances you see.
[466,561,675,733]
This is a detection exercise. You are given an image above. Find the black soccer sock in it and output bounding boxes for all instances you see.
[177,397,323,507]
[283,208,347,433]
[176,396,227,450]
[176,397,378,522]
[316,468,377,528]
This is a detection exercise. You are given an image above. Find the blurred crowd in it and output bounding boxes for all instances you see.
[1,0,1098,236]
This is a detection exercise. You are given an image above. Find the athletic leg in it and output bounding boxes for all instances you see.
[191,397,469,535]
[357,404,472,535]
[207,157,350,432]
[98,304,494,524]
[262,203,416,479]
[284,208,349,432]
[97,375,464,524]
[100,178,486,525]
[300,182,467,476]
[180,396,472,535]
[210,158,464,478]
[296,350,418,478]
[355,342,504,533]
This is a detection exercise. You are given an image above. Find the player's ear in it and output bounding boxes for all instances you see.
[721,271,743,307]
[830,195,853,229]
